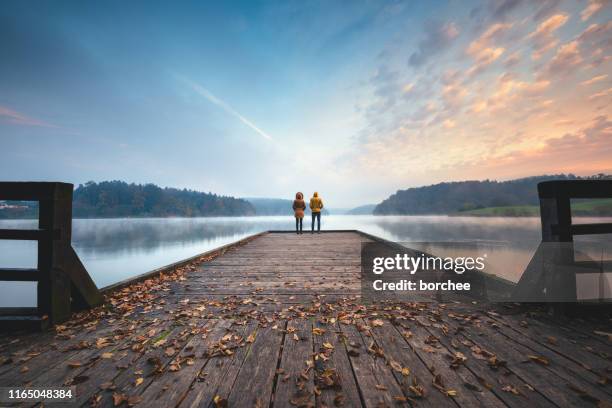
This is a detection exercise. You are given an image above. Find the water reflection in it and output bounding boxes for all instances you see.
[0,215,610,306]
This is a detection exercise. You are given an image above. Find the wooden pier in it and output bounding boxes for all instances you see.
[0,231,610,407]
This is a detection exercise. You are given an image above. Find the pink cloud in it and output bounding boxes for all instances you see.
[0,105,56,128]
[528,13,569,60]
[581,0,608,21]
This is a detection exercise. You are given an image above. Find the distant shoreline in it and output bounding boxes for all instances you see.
[2,213,612,221]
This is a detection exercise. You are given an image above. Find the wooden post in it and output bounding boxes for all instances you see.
[37,184,74,323]
[1,182,101,330]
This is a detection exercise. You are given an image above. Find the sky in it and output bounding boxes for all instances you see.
[1,0,611,206]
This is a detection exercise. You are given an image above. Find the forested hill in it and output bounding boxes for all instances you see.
[373,174,611,215]
[72,181,255,217]
[0,181,256,218]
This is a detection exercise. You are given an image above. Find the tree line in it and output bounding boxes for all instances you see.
[373,174,612,215]
[0,181,256,218]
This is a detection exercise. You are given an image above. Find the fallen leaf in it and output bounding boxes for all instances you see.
[527,355,549,365]
[371,319,384,327]
[502,385,521,395]
[213,395,228,408]
[135,377,144,387]
[113,392,127,406]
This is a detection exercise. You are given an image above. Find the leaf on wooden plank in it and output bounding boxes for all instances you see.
[389,360,403,373]
[432,374,445,392]
[67,361,82,368]
[422,345,436,353]
[101,352,114,359]
[312,328,326,336]
[113,392,127,407]
[593,331,612,342]
[135,377,144,387]
[323,342,334,350]
[545,336,558,345]
[502,385,521,395]
[375,384,387,391]
[371,319,384,327]
[527,355,549,365]
[164,347,176,357]
[246,332,256,343]
[99,382,115,390]
[213,395,228,408]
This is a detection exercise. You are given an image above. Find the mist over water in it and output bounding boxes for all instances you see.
[1,215,610,306]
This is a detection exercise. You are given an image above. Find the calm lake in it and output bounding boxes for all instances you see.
[1,215,610,306]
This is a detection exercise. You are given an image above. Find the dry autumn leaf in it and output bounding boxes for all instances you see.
[527,355,549,365]
[371,319,384,327]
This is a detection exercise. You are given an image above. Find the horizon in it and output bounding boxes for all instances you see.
[1,0,611,207]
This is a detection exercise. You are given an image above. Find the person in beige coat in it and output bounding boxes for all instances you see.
[292,192,306,234]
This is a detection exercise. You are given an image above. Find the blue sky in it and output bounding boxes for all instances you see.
[1,0,611,205]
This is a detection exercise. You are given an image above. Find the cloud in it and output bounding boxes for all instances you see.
[528,13,569,60]
[347,1,612,188]
[466,23,512,75]
[182,78,273,141]
[588,87,612,99]
[581,74,608,85]
[408,22,460,66]
[581,0,608,21]
[542,40,583,77]
[0,105,56,128]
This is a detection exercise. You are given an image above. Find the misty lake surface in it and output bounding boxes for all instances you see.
[1,215,610,306]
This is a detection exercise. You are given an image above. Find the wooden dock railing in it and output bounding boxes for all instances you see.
[0,182,102,330]
[538,179,612,242]
[514,179,612,302]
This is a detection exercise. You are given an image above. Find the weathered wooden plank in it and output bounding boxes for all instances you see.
[136,320,233,407]
[312,321,363,408]
[412,315,555,408]
[273,319,314,407]
[224,323,286,407]
[394,317,506,407]
[368,321,455,408]
[177,321,257,408]
[437,310,612,407]
[341,322,407,407]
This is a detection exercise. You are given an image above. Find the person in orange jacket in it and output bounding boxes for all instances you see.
[292,192,306,234]
[309,192,323,233]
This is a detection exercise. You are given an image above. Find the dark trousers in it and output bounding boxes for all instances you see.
[311,212,321,232]
[295,217,303,232]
